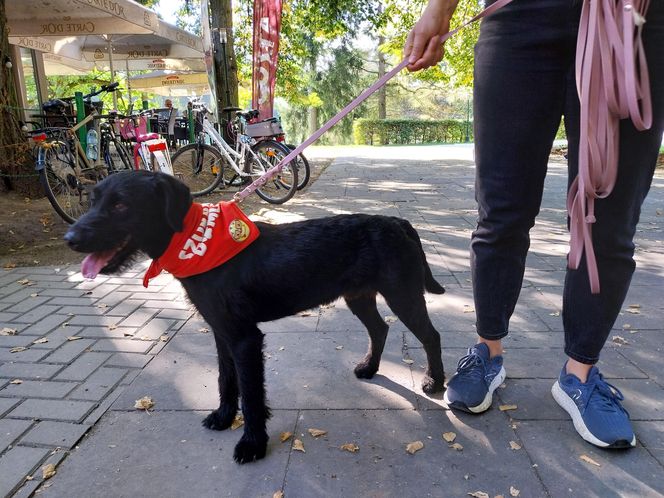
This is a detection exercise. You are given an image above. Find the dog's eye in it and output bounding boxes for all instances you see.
[114,203,128,212]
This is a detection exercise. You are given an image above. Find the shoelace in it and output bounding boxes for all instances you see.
[584,373,628,415]
[456,351,488,382]
[568,0,652,294]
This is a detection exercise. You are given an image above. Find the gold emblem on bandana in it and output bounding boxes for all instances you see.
[228,219,250,242]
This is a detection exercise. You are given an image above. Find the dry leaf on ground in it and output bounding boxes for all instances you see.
[406,441,424,454]
[467,492,489,498]
[580,454,601,467]
[292,439,305,453]
[1,328,17,336]
[273,492,284,498]
[10,379,23,384]
[134,396,155,410]
[231,415,244,430]
[198,327,210,333]
[335,345,343,350]
[499,404,518,412]
[307,428,327,438]
[280,432,293,443]
[611,335,629,345]
[402,358,414,365]
[510,486,520,497]
[463,306,475,313]
[10,347,27,353]
[509,441,522,450]
[66,336,82,341]
[42,464,56,480]
[384,315,398,323]
[33,337,48,344]
[442,432,457,443]
[450,443,463,451]
[340,443,359,453]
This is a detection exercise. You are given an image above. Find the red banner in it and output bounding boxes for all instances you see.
[252,0,282,121]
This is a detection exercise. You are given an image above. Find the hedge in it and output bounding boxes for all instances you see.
[353,118,473,145]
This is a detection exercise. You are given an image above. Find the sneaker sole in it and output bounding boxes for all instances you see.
[444,366,506,414]
[551,381,636,449]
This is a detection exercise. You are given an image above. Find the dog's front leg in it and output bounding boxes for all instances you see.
[202,332,239,431]
[229,327,271,464]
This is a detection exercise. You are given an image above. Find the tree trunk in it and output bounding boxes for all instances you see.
[377,35,386,120]
[0,0,36,193]
[210,0,239,117]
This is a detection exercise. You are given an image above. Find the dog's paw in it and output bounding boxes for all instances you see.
[233,435,268,464]
[202,408,236,431]
[354,360,378,379]
[421,375,445,395]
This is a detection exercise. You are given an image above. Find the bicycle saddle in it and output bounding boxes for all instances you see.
[42,99,68,111]
[236,109,260,120]
[135,132,160,143]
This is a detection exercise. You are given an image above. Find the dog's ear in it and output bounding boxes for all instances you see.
[153,173,192,232]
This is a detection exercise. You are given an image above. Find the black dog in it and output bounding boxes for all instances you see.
[65,171,446,464]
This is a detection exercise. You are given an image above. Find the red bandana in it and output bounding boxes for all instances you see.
[143,201,259,287]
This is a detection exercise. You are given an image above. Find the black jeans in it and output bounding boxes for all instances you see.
[472,0,664,364]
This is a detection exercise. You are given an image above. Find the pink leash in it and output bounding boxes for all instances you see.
[568,0,652,293]
[232,0,515,203]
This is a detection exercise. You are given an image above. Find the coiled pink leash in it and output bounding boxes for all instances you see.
[568,0,652,293]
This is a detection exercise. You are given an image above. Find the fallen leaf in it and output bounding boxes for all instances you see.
[42,464,57,480]
[463,305,475,313]
[10,379,23,384]
[442,432,457,443]
[230,415,244,430]
[450,443,463,451]
[66,336,82,341]
[280,432,293,443]
[17,278,33,286]
[384,315,398,323]
[509,441,522,450]
[4,263,17,269]
[159,335,169,342]
[611,335,629,346]
[340,443,359,453]
[549,311,560,316]
[278,346,285,351]
[622,324,632,329]
[1,327,17,336]
[335,345,343,350]
[628,304,641,309]
[108,324,118,330]
[402,358,414,365]
[134,396,155,410]
[499,404,518,412]
[625,308,640,315]
[656,208,663,216]
[468,492,489,498]
[33,337,48,344]
[30,293,39,298]
[273,492,284,498]
[406,441,424,454]
[198,327,210,333]
[10,347,27,353]
[292,439,305,453]
[510,486,520,497]
[307,428,327,438]
[580,454,601,467]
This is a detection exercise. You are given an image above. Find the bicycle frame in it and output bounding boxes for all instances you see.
[200,116,249,176]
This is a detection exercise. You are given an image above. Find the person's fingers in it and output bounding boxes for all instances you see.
[407,34,442,71]
[406,28,431,66]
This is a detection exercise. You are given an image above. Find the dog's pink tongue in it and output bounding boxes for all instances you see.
[81,250,116,279]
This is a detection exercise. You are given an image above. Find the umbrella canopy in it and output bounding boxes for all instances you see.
[129,70,210,97]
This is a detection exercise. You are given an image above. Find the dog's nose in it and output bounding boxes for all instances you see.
[63,229,82,249]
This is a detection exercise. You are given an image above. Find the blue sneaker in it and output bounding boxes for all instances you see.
[551,364,636,448]
[443,343,506,413]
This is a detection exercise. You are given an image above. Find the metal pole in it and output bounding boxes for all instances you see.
[107,38,118,110]
[75,91,87,150]
[219,29,231,108]
[125,59,132,110]
[464,98,470,143]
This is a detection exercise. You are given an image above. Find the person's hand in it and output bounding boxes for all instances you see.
[404,0,459,72]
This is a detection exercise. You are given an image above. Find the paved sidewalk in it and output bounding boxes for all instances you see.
[1,145,663,497]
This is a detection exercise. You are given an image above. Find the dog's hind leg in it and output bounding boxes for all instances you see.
[382,291,445,394]
[202,333,239,431]
[228,327,271,464]
[345,294,389,380]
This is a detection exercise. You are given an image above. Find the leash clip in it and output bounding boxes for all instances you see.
[624,3,646,26]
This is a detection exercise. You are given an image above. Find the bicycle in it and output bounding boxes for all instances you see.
[31,82,134,223]
[170,103,298,204]
[117,111,173,175]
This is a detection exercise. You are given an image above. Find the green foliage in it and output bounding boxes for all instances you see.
[353,118,472,145]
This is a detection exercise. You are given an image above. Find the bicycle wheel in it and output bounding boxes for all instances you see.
[105,138,133,173]
[248,140,298,204]
[38,139,100,224]
[285,143,311,190]
[171,143,224,197]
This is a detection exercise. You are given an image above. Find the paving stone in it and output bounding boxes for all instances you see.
[0,418,33,453]
[135,318,174,340]
[0,446,50,498]
[19,421,90,448]
[0,380,77,399]
[156,308,194,320]
[0,334,35,348]
[12,450,68,497]
[118,308,157,327]
[66,314,120,327]
[91,338,154,354]
[0,347,50,363]
[105,299,144,317]
[105,352,153,369]
[54,352,111,382]
[13,305,62,325]
[68,367,127,401]
[9,399,95,422]
[43,339,96,364]
[19,314,69,336]
[0,398,21,417]
[55,305,107,316]
[0,363,63,380]
[3,295,51,312]
[38,411,293,498]
[515,420,664,497]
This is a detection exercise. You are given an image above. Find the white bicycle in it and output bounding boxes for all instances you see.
[170,104,298,203]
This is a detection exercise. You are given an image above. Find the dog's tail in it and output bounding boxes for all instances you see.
[397,219,445,295]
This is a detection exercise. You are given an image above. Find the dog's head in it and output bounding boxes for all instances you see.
[64,170,192,278]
